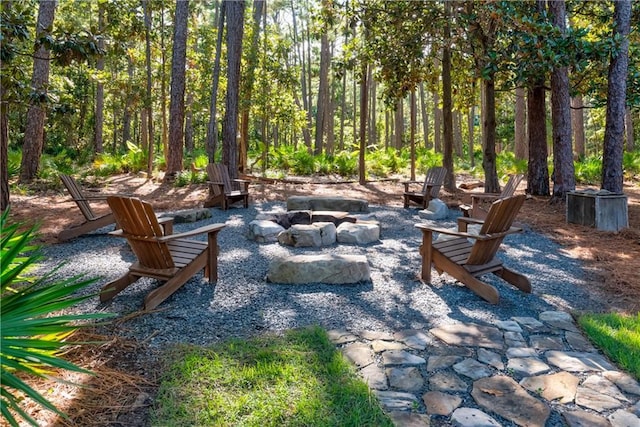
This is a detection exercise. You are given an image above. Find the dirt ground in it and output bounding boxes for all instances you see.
[5,173,640,426]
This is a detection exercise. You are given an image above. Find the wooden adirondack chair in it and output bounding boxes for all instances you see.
[204,163,250,210]
[102,196,225,311]
[58,174,120,242]
[416,195,530,304]
[403,166,447,209]
[460,174,524,220]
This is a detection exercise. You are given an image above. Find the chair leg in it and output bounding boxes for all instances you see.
[494,267,532,293]
[432,251,500,303]
[100,272,138,302]
[403,195,409,209]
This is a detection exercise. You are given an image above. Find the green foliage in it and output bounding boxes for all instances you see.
[574,155,603,185]
[578,312,640,380]
[6,150,21,179]
[496,152,527,177]
[623,151,640,176]
[291,148,317,176]
[0,209,112,427]
[152,326,393,426]
[91,142,149,176]
[415,148,444,175]
[173,170,207,188]
[37,152,75,181]
[333,150,358,176]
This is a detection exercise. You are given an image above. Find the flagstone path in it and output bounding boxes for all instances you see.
[329,310,640,427]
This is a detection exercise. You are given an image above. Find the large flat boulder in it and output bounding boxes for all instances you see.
[287,196,369,213]
[266,254,370,284]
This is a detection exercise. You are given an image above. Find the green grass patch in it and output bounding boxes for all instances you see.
[151,326,393,427]
[578,312,640,380]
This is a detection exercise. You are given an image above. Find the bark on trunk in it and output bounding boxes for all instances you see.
[571,95,585,158]
[222,0,245,179]
[527,85,550,196]
[94,3,105,154]
[166,0,189,179]
[515,87,528,160]
[19,0,56,182]
[549,0,575,202]
[206,1,225,163]
[602,0,631,193]
[481,78,499,193]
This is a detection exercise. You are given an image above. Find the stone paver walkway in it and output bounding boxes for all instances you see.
[329,311,640,426]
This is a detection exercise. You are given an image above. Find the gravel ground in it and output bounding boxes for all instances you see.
[39,201,602,350]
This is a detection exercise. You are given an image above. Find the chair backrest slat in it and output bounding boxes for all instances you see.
[60,174,96,221]
[107,196,174,270]
[500,174,524,198]
[422,167,447,198]
[467,195,525,265]
[207,163,238,193]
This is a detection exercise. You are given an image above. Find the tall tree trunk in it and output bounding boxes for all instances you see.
[481,78,499,193]
[467,106,475,167]
[206,0,225,163]
[239,0,264,173]
[166,0,189,179]
[142,0,154,177]
[222,0,245,178]
[394,98,403,151]
[527,85,550,196]
[291,0,311,151]
[515,87,527,160]
[453,111,463,157]
[315,31,330,155]
[625,106,635,151]
[359,63,368,185]
[571,96,585,158]
[433,90,441,153]
[368,67,376,147]
[185,91,194,155]
[19,0,56,183]
[160,1,168,162]
[410,89,416,181]
[94,3,105,155]
[549,0,575,202]
[419,82,430,149]
[442,7,456,192]
[602,0,630,193]
[122,55,134,147]
[1,80,8,211]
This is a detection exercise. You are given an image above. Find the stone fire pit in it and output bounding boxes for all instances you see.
[248,209,380,247]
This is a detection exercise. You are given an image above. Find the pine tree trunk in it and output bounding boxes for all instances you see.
[206,0,225,163]
[481,79,499,193]
[142,0,154,177]
[433,91,441,153]
[314,32,330,155]
[602,0,631,193]
[410,89,416,181]
[394,98,403,151]
[359,63,368,185]
[19,0,56,183]
[442,13,456,192]
[527,85,550,196]
[515,87,528,160]
[223,0,245,179]
[625,106,635,151]
[94,3,105,154]
[166,0,189,179]
[419,82,430,149]
[571,95,585,158]
[549,0,575,202]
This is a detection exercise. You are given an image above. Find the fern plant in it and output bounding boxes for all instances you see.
[1,209,112,426]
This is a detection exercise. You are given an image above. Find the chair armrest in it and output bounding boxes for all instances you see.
[158,223,226,241]
[415,224,480,240]
[402,181,420,192]
[470,193,501,203]
[416,223,523,241]
[232,179,250,191]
